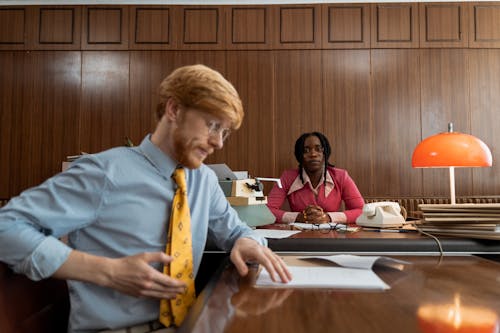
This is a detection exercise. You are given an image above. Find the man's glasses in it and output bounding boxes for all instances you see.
[206,120,231,142]
[303,146,324,154]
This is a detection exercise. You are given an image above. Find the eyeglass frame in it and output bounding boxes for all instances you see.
[178,105,232,142]
[303,145,325,155]
[311,222,352,234]
[204,119,232,142]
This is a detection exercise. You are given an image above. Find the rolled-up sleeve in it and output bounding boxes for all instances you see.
[0,156,107,280]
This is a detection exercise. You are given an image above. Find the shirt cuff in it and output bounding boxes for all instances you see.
[244,233,268,247]
[328,212,347,223]
[17,236,72,281]
[282,212,299,224]
[327,212,336,223]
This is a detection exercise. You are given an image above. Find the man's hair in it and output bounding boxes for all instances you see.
[294,132,334,184]
[156,64,244,129]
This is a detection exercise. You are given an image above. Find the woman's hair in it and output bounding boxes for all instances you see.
[294,132,334,184]
[156,64,244,129]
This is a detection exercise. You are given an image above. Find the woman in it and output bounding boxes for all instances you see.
[267,132,364,224]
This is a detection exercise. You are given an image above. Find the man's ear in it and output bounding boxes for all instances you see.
[164,99,180,122]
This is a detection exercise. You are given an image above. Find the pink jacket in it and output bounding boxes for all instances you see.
[266,166,364,223]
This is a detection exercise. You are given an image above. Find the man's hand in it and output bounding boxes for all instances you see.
[230,238,292,283]
[54,250,186,300]
[104,252,187,299]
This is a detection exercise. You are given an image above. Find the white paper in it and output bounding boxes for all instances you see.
[253,229,301,239]
[256,266,390,290]
[299,254,410,271]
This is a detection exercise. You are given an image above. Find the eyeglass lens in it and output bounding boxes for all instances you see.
[303,146,324,154]
[207,120,231,141]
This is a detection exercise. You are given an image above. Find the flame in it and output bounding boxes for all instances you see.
[446,294,462,329]
[417,293,499,333]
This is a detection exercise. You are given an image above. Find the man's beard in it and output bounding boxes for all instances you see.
[172,128,203,169]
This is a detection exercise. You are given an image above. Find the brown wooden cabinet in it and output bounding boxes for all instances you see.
[176,6,226,50]
[419,49,471,196]
[0,52,15,198]
[28,6,81,50]
[2,3,500,51]
[272,5,321,49]
[0,7,27,50]
[226,6,273,49]
[2,2,500,199]
[419,2,468,48]
[129,6,175,50]
[371,49,422,196]
[469,2,500,48]
[322,50,372,195]
[322,4,370,49]
[82,6,129,50]
[371,3,419,48]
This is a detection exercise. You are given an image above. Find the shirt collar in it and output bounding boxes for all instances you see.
[138,135,178,180]
[288,168,335,196]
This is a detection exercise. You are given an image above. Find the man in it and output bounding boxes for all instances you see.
[0,64,291,333]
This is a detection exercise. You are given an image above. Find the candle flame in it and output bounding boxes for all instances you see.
[446,294,462,329]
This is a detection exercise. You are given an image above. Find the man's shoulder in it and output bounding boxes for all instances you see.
[187,164,218,182]
[71,147,141,173]
[93,146,134,159]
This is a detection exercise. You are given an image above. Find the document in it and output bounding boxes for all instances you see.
[253,229,301,239]
[255,255,410,289]
[299,254,410,271]
[256,266,390,290]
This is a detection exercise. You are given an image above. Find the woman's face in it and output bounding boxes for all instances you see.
[302,135,325,174]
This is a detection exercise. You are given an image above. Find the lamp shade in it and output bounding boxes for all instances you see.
[412,131,492,168]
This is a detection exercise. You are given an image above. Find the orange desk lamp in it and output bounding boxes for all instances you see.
[412,123,492,204]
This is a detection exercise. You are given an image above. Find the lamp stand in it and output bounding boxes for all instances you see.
[449,166,456,205]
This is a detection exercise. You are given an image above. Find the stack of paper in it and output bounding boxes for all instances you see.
[255,255,410,290]
[418,203,500,240]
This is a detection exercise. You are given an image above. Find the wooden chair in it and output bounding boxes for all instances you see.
[0,262,69,333]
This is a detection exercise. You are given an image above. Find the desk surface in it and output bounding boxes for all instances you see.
[181,255,500,333]
[206,228,500,254]
[263,228,500,255]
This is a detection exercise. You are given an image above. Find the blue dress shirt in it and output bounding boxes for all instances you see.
[0,135,265,333]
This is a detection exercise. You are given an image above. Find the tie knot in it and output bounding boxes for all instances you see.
[172,168,187,191]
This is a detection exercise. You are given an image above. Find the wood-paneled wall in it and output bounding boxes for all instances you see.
[1,3,499,200]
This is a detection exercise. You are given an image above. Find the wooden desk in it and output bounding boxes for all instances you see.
[264,229,500,255]
[181,255,500,333]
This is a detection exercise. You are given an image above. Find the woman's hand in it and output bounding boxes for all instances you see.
[300,205,331,224]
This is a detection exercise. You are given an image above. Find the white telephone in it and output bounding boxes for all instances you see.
[356,201,406,228]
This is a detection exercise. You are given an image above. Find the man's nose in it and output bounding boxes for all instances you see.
[208,131,224,150]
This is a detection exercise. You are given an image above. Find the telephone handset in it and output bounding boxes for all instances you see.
[356,201,406,228]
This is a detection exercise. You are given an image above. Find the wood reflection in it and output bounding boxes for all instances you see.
[183,256,500,333]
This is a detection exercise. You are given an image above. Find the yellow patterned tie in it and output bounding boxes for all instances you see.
[159,167,196,327]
